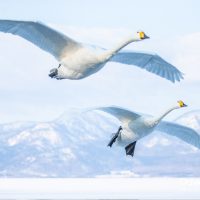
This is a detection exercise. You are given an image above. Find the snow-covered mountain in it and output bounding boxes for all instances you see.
[0,109,200,177]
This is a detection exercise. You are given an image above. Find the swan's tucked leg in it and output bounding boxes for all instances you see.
[49,64,61,78]
[49,68,58,78]
[107,126,122,147]
[125,141,137,157]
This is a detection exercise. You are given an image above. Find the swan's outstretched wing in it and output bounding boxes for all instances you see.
[156,121,200,148]
[94,106,141,123]
[0,20,80,58]
[110,51,184,83]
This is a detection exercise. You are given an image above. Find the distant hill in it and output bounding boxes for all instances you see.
[0,109,200,177]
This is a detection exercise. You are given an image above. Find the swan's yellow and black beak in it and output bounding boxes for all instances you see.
[139,31,150,39]
[178,100,188,107]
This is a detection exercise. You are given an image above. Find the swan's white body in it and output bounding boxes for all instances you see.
[94,101,200,150]
[118,116,155,146]
[0,20,183,82]
[58,45,107,79]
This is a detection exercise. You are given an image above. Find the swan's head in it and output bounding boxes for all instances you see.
[177,100,187,108]
[136,31,150,40]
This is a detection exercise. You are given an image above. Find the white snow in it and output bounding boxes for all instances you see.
[8,130,30,146]
[145,136,171,148]
[60,148,76,160]
[0,178,200,199]
[95,170,140,178]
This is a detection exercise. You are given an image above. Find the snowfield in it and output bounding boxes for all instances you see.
[0,178,200,199]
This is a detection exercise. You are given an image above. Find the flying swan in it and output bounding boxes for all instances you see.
[92,101,200,156]
[0,20,183,82]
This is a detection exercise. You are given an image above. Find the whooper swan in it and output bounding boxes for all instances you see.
[92,101,199,156]
[0,20,183,82]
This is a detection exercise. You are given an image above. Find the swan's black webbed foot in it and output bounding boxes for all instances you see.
[125,141,137,157]
[107,126,122,147]
[49,64,61,78]
[49,68,58,78]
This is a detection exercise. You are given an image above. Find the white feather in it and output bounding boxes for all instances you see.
[156,121,200,148]
[0,20,80,58]
[110,51,183,83]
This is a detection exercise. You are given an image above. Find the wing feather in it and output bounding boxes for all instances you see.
[156,121,200,148]
[110,51,183,83]
[93,106,141,123]
[0,20,80,58]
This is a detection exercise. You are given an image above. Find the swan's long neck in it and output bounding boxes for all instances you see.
[154,105,179,124]
[105,36,140,59]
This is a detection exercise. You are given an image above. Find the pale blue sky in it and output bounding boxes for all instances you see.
[1,0,200,35]
[0,0,200,123]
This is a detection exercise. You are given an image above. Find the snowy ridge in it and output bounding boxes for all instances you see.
[0,109,199,177]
